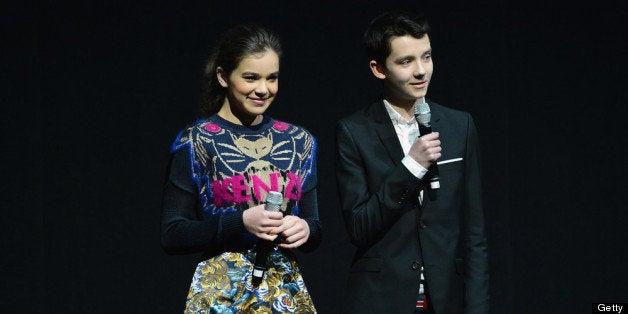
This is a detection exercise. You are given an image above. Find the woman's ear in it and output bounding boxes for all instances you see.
[369,60,387,80]
[217,67,228,87]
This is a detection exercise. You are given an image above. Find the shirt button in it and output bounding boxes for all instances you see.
[411,261,420,270]
[419,219,427,229]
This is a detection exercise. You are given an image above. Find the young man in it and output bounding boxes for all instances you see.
[335,11,489,313]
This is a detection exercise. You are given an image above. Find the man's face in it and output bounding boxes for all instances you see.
[375,35,433,106]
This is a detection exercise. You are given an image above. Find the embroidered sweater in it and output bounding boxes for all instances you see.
[161,114,321,258]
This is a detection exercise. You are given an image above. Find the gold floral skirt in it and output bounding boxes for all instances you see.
[185,250,316,313]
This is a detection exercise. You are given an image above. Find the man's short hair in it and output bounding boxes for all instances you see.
[363,11,430,64]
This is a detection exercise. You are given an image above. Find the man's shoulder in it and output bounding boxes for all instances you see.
[429,100,468,116]
[429,100,473,124]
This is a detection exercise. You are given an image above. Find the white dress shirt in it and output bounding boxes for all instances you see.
[383,100,428,180]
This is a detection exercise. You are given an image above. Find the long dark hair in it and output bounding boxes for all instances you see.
[200,25,282,117]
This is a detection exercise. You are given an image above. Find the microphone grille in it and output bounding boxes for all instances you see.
[414,102,430,115]
[265,191,283,210]
[414,102,431,126]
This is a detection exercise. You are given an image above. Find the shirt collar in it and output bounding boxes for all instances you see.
[383,99,415,125]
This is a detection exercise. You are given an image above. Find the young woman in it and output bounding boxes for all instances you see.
[161,25,321,313]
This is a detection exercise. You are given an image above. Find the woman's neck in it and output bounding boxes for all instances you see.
[217,104,263,126]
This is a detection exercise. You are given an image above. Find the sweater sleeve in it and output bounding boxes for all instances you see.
[295,136,322,253]
[160,146,245,255]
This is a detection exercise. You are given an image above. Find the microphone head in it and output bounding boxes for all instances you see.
[265,191,283,212]
[413,102,431,126]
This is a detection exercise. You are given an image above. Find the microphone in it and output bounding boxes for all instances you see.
[414,101,440,194]
[251,191,283,286]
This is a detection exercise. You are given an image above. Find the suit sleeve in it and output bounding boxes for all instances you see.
[462,115,490,313]
[160,146,245,255]
[335,120,421,249]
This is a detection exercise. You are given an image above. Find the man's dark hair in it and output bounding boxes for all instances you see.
[363,11,430,64]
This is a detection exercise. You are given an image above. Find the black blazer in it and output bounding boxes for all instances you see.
[335,100,489,314]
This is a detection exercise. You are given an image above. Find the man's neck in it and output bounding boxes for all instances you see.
[384,95,424,121]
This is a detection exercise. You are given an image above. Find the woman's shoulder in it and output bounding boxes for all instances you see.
[170,118,214,152]
[270,118,314,138]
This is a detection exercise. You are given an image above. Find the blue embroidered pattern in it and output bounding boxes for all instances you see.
[171,116,318,313]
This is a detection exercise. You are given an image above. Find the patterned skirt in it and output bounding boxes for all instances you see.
[185,249,317,313]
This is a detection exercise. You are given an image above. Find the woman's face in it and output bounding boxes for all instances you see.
[218,49,279,125]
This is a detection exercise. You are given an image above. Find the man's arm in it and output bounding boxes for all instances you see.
[335,119,421,249]
[462,114,490,313]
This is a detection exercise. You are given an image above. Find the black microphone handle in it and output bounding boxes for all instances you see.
[418,124,441,194]
[251,191,283,286]
[252,238,274,286]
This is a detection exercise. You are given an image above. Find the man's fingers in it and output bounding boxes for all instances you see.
[420,131,439,140]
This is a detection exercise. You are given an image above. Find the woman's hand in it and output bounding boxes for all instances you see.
[271,215,310,249]
[242,204,283,241]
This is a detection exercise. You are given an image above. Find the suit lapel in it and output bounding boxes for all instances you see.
[368,100,404,166]
[426,99,442,134]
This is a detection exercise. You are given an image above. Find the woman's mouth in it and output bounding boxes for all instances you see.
[248,97,267,105]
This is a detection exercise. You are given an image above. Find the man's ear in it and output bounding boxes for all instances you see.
[217,67,228,87]
[369,60,387,79]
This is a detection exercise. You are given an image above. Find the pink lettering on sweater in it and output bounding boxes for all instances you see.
[252,173,280,200]
[231,175,252,203]
[285,172,302,200]
[211,171,300,206]
[211,177,233,206]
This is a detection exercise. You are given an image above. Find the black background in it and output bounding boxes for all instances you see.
[3,1,627,313]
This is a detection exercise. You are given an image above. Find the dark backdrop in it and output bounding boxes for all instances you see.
[3,1,627,313]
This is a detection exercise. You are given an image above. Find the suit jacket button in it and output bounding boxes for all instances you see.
[411,261,420,270]
[419,219,427,229]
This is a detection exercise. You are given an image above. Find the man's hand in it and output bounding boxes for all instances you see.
[408,132,441,168]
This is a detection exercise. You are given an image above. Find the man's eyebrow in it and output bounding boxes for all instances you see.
[393,55,415,62]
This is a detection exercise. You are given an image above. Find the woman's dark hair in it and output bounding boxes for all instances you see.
[200,25,282,117]
[363,11,430,64]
